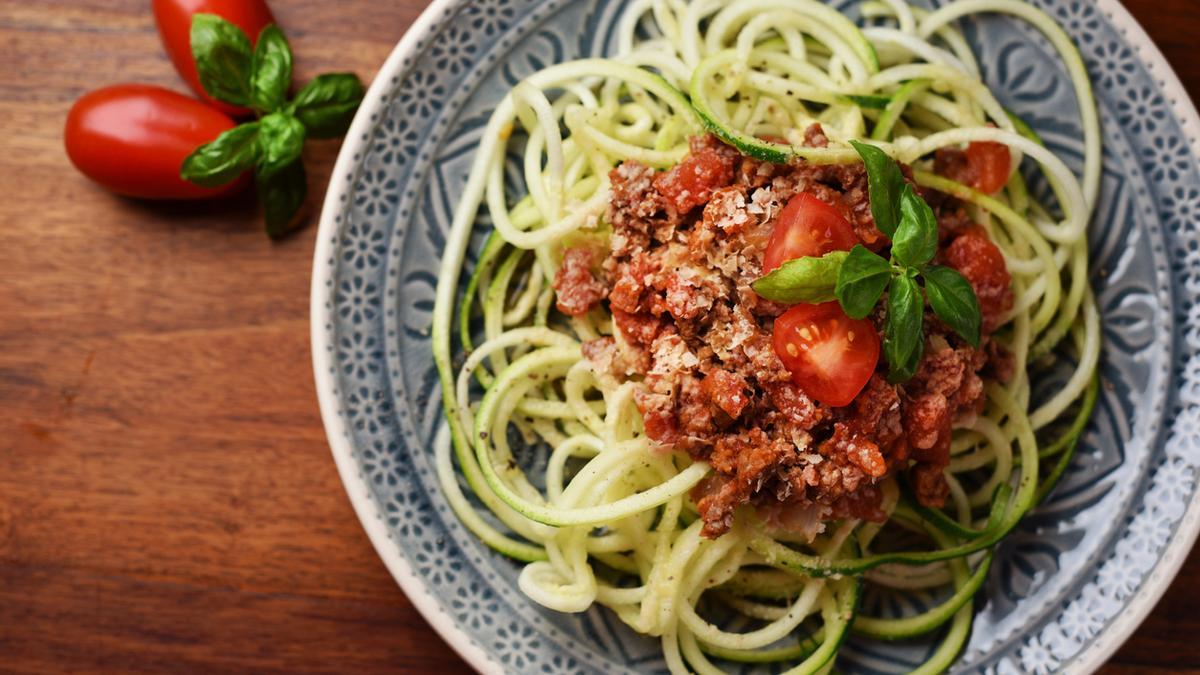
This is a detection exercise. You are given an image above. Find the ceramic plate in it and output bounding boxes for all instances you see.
[311,0,1200,672]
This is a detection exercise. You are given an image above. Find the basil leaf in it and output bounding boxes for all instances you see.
[257,112,306,177]
[250,25,292,113]
[891,184,939,268]
[258,159,307,237]
[835,245,891,319]
[885,274,924,383]
[923,265,982,348]
[292,73,365,138]
[180,122,260,187]
[191,14,253,106]
[850,140,904,239]
[752,251,848,304]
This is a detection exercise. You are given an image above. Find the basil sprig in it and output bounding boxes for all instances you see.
[181,14,365,237]
[752,141,983,382]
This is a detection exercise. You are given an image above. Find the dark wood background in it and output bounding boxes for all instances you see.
[1,0,1198,672]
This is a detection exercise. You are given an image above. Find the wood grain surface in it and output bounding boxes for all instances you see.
[1,0,1198,673]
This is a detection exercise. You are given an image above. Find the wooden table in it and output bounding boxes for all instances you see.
[1,0,1198,672]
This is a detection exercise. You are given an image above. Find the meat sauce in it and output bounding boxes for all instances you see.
[555,130,1014,538]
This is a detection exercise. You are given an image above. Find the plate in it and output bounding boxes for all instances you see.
[310,0,1200,672]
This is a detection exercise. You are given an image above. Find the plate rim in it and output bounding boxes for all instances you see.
[309,1,1200,673]
[310,0,503,671]
[1056,1,1200,671]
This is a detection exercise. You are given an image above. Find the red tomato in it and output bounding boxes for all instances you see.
[762,193,858,273]
[772,302,880,407]
[64,84,245,200]
[944,226,1013,332]
[652,138,736,215]
[966,141,1012,194]
[152,0,276,116]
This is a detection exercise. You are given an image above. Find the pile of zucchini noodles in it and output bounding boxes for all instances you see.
[429,0,1101,672]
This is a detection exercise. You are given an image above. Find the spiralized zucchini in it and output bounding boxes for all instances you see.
[429,0,1101,671]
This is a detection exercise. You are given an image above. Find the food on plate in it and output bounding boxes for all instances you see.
[431,0,1101,671]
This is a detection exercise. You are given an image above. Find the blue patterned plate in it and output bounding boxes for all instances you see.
[311,0,1200,672]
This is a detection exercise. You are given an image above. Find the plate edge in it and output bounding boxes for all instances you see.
[309,0,503,673]
[1063,1,1200,672]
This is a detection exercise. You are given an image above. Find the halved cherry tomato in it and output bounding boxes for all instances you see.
[762,192,858,273]
[152,0,276,116]
[64,84,246,200]
[966,141,1012,194]
[772,302,880,407]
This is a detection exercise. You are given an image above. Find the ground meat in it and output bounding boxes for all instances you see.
[557,131,1012,537]
[934,203,975,242]
[986,339,1016,383]
[553,248,606,316]
[702,368,751,419]
[803,123,829,148]
[934,147,977,187]
[894,333,989,505]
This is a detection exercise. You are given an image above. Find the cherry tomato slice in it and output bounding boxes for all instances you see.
[762,192,858,273]
[966,141,1012,194]
[152,0,276,116]
[772,302,880,407]
[64,84,246,200]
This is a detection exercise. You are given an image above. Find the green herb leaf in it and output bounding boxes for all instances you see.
[257,112,306,177]
[891,184,939,268]
[849,140,905,239]
[752,251,848,304]
[835,245,892,319]
[258,159,307,237]
[923,265,982,348]
[180,122,260,187]
[884,274,924,383]
[250,25,292,113]
[191,14,253,106]
[291,73,365,138]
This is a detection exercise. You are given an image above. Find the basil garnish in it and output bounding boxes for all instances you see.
[180,15,364,237]
[751,142,985,382]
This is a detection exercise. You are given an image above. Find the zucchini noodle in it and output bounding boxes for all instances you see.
[429,0,1101,671]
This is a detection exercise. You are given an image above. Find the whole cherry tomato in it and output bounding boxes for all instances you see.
[152,0,276,116]
[64,84,245,200]
[772,302,880,407]
[762,192,859,274]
